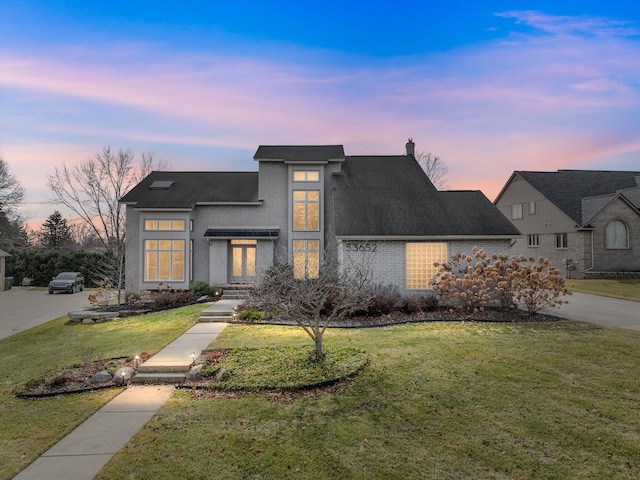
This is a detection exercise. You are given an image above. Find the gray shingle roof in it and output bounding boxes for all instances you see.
[334,155,520,237]
[254,145,345,162]
[516,170,640,225]
[120,171,259,208]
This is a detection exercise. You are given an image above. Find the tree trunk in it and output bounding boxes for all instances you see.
[312,333,324,361]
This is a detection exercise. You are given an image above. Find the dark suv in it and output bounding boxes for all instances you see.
[49,272,85,294]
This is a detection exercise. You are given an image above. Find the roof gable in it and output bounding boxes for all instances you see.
[515,170,640,225]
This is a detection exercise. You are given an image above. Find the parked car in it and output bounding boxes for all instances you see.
[49,272,85,294]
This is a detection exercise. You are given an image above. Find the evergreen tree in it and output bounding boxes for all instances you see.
[38,211,74,249]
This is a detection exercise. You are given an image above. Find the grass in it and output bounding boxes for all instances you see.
[202,346,369,391]
[566,279,640,301]
[0,303,206,480]
[96,321,640,480]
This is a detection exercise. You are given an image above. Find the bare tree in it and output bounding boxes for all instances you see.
[248,252,375,360]
[415,151,448,190]
[47,147,168,303]
[0,158,25,215]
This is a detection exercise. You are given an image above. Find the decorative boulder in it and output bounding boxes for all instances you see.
[186,365,203,381]
[89,370,113,384]
[113,366,135,385]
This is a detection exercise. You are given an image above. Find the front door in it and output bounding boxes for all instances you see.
[229,240,256,283]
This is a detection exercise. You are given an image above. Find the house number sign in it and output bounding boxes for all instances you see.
[344,242,378,253]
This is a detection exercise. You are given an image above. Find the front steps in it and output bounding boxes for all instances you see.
[197,298,245,323]
[132,321,228,384]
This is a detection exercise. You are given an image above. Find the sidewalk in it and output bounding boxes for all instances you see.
[13,302,236,480]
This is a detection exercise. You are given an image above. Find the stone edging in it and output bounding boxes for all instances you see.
[68,309,152,324]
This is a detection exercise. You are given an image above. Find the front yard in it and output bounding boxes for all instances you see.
[97,321,639,479]
[1,303,638,479]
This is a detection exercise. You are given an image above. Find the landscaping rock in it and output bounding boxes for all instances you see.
[113,366,135,385]
[186,365,203,381]
[89,370,113,384]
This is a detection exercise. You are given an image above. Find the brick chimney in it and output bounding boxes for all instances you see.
[406,138,415,156]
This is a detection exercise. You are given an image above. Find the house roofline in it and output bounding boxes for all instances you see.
[336,235,517,241]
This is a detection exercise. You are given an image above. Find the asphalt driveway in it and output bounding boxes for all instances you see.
[0,287,91,340]
[546,291,640,331]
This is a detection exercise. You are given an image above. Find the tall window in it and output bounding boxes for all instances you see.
[555,233,568,249]
[293,170,320,182]
[512,204,523,220]
[293,191,319,231]
[144,240,185,282]
[293,240,319,279]
[606,220,629,249]
[406,242,447,290]
[529,201,536,215]
[528,234,540,247]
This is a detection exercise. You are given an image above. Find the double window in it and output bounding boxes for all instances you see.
[555,233,568,249]
[293,240,319,279]
[293,191,319,231]
[293,170,320,182]
[144,240,185,282]
[406,242,448,290]
[528,234,540,247]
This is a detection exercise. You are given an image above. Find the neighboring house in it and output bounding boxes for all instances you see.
[120,141,520,294]
[494,170,640,279]
[0,249,9,291]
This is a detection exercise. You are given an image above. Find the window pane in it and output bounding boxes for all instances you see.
[145,240,157,250]
[294,203,306,230]
[607,220,628,248]
[232,247,243,277]
[172,220,185,231]
[159,220,171,230]
[159,252,171,280]
[145,220,158,230]
[307,251,319,278]
[172,252,185,281]
[172,240,184,250]
[307,171,320,181]
[293,191,305,200]
[294,252,305,279]
[529,202,536,215]
[246,247,256,277]
[307,203,319,230]
[512,204,522,219]
[293,171,306,181]
[145,252,157,281]
[159,240,172,250]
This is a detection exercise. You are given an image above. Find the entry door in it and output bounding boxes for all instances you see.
[229,240,256,283]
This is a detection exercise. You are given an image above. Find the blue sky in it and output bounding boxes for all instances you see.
[1,1,639,227]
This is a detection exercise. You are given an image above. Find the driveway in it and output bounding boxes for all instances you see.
[0,287,91,340]
[548,291,640,331]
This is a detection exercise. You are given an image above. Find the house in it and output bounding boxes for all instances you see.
[0,249,9,291]
[494,170,640,279]
[120,141,520,294]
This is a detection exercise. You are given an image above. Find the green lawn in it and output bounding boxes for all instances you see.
[96,322,640,480]
[0,303,206,480]
[566,278,640,301]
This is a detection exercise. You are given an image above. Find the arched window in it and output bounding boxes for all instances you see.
[606,220,629,249]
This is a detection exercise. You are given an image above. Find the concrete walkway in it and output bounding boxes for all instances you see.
[13,302,236,480]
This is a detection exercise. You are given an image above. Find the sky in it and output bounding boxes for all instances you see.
[1,1,639,230]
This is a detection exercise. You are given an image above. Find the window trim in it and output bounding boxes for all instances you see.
[527,234,540,247]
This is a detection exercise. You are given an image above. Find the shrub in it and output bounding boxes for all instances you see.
[399,293,439,314]
[512,256,570,315]
[350,283,399,317]
[236,308,265,322]
[190,280,211,298]
[152,289,197,309]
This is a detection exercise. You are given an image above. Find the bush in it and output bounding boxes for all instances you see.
[350,283,399,317]
[236,308,265,322]
[431,247,569,315]
[190,280,211,298]
[399,293,439,314]
[152,289,197,309]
